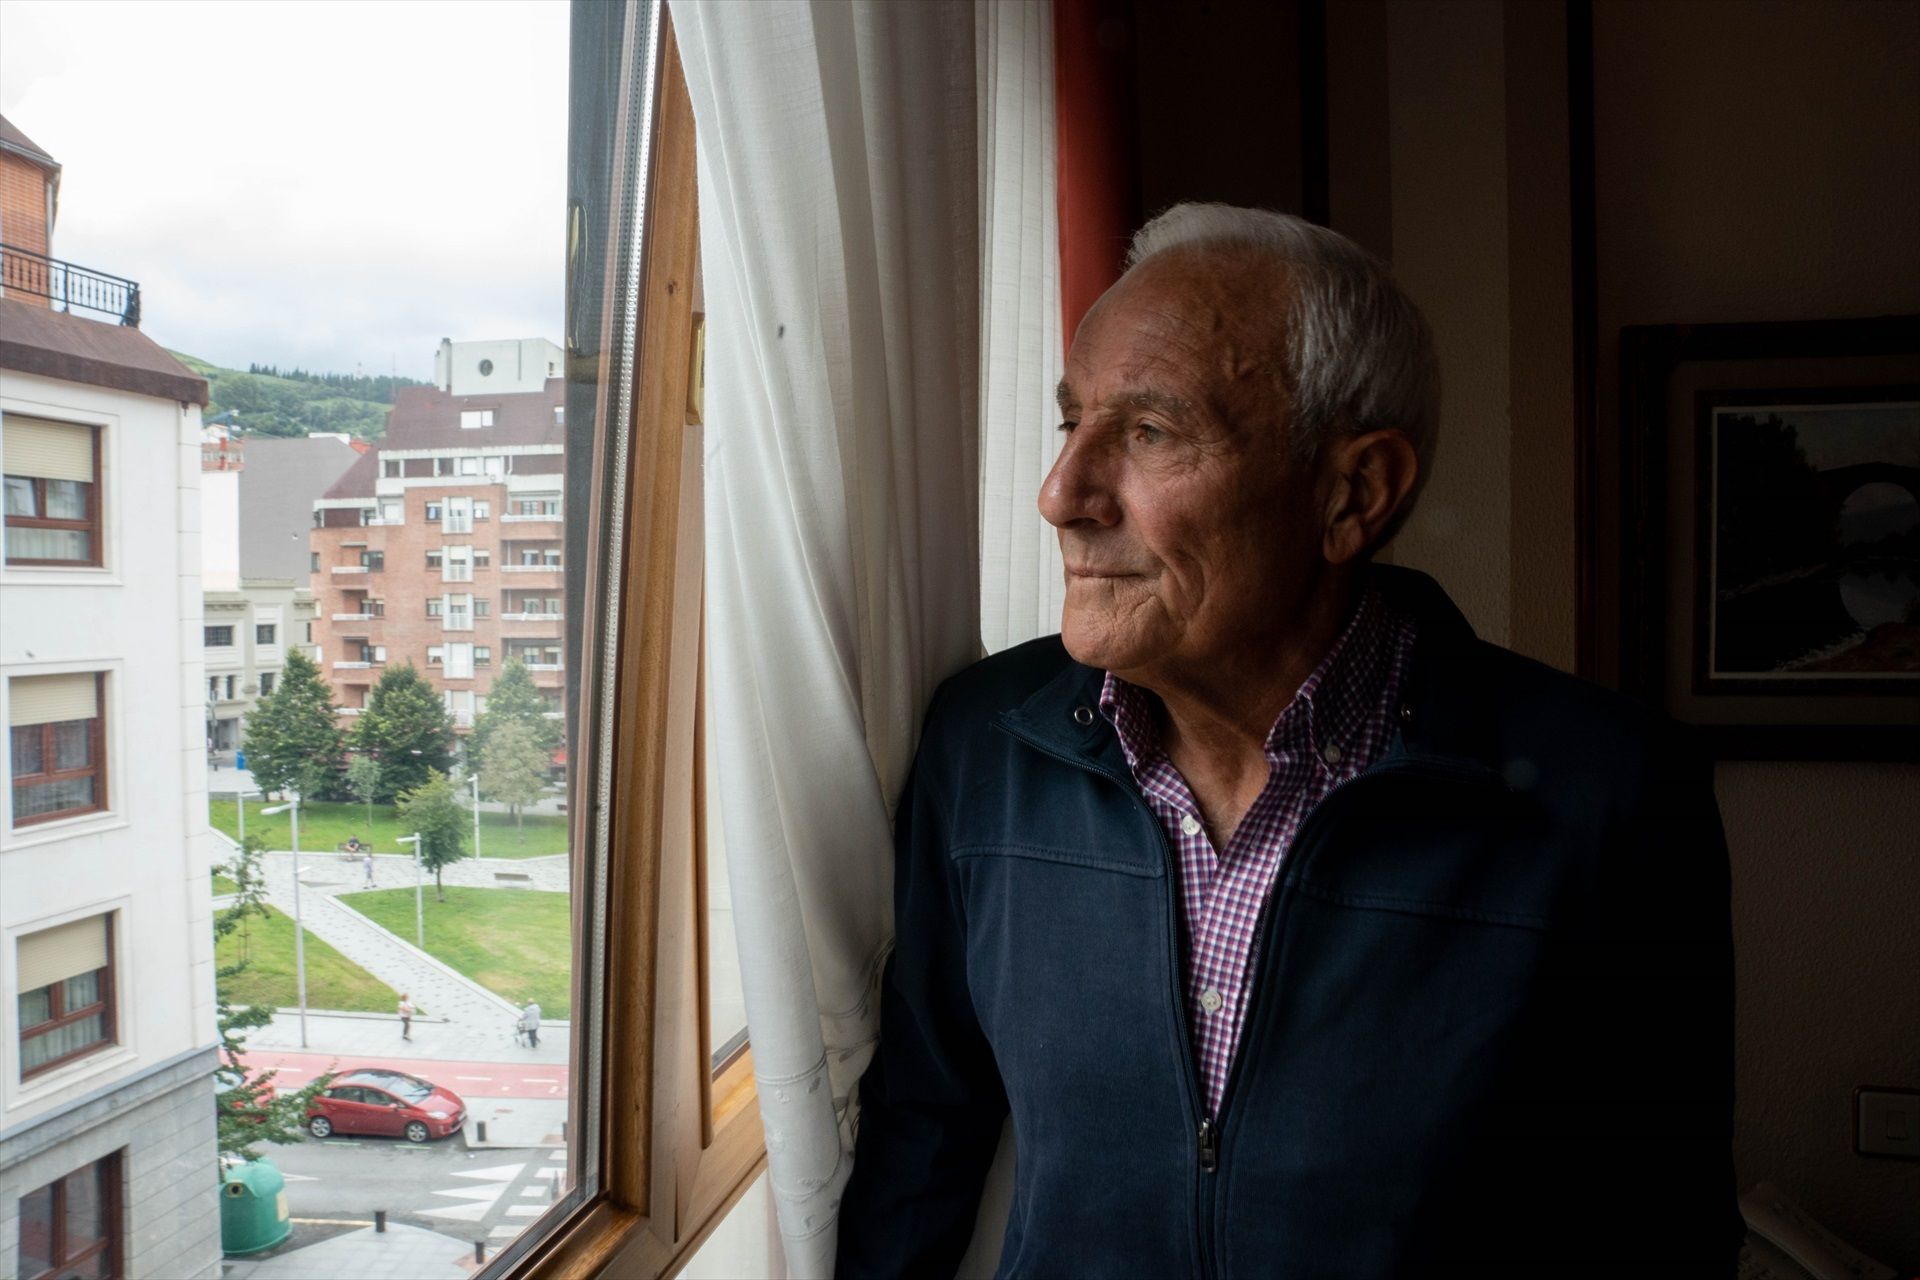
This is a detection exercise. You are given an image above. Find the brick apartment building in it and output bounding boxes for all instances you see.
[308,338,566,737]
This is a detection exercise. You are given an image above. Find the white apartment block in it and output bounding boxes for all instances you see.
[1,291,221,1278]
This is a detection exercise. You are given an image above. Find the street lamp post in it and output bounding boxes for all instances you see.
[233,787,259,846]
[470,772,482,862]
[396,832,424,947]
[260,797,306,1048]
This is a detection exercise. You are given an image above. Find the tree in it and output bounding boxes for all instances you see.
[242,650,345,800]
[398,770,467,901]
[470,658,561,759]
[345,755,382,830]
[479,720,548,834]
[213,835,334,1161]
[350,663,456,801]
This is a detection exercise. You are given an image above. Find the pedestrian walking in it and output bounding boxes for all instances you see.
[398,993,416,1041]
[518,998,542,1049]
[361,850,375,888]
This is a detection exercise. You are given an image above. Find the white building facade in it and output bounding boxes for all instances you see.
[1,299,221,1279]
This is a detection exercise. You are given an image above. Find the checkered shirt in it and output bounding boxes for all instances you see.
[1099,586,1416,1117]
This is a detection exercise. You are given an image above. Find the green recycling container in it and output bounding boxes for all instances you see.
[220,1157,292,1256]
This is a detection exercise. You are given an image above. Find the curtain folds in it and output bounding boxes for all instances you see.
[673,1,983,1273]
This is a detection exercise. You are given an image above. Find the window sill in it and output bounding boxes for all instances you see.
[10,1042,136,1105]
[2,812,128,852]
[0,568,123,588]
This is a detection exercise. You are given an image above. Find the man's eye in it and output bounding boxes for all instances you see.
[1135,421,1166,443]
[1057,420,1078,433]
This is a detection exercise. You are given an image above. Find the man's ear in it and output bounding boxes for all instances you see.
[1320,429,1419,565]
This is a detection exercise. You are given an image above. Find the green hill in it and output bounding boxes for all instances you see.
[170,352,428,441]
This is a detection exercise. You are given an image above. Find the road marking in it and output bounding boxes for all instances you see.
[321,1140,361,1147]
[525,1078,559,1084]
[280,1173,319,1183]
[452,1163,526,1181]
[434,1186,507,1204]
[519,1187,547,1198]
[506,1206,543,1217]
[547,1151,565,1162]
[455,1075,492,1082]
[489,1226,524,1240]
[533,1168,564,1180]
[419,1201,492,1223]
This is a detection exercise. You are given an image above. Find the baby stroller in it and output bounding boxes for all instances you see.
[512,1015,533,1048]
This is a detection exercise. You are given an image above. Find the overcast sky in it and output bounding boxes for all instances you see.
[0,0,567,381]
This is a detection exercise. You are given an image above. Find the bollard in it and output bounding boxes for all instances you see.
[476,1121,487,1143]
[561,1120,568,1141]
[375,1210,387,1234]
[475,1241,486,1264]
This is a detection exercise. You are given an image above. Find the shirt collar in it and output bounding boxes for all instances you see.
[1097,585,1395,776]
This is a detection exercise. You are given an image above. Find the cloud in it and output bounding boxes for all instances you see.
[0,0,567,379]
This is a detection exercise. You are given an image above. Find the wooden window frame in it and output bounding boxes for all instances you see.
[3,425,103,569]
[506,9,766,1278]
[17,1150,122,1279]
[10,674,109,827]
[18,921,117,1079]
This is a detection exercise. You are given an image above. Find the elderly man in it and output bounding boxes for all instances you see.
[837,204,1737,1276]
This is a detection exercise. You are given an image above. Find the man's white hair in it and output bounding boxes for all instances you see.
[1126,203,1440,544]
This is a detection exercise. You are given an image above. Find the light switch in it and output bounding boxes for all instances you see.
[1855,1088,1920,1159]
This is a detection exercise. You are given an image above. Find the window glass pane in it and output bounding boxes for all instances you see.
[4,525,90,561]
[19,984,53,1029]
[11,724,45,777]
[16,1181,54,1277]
[14,775,96,819]
[64,1161,107,1258]
[22,1012,107,1072]
[64,969,103,1009]
[53,720,94,771]
[4,475,39,516]
[45,480,90,520]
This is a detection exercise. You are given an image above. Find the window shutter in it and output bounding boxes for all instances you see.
[3,417,96,483]
[9,673,100,726]
[17,915,109,991]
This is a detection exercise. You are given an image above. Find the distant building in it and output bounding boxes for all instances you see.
[199,430,359,762]
[1,114,221,1280]
[310,339,565,734]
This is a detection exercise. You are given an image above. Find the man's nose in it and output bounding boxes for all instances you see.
[1038,429,1121,529]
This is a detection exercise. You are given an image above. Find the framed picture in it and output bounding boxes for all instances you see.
[1620,315,1920,759]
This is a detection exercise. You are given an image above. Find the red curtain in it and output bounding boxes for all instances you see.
[1054,0,1139,346]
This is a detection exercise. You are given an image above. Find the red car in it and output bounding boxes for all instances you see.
[305,1068,466,1143]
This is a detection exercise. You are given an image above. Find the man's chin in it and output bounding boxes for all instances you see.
[1058,611,1147,674]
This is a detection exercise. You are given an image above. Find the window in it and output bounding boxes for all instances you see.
[16,914,115,1076]
[3,417,101,567]
[16,1151,120,1280]
[475,548,491,569]
[10,673,107,824]
[207,677,220,701]
[445,497,473,533]
[484,455,507,479]
[310,551,320,573]
[475,646,492,666]
[383,458,403,478]
[460,409,495,429]
[256,624,277,645]
[259,672,276,696]
[458,456,481,476]
[223,675,236,700]
[475,500,491,520]
[379,499,403,523]
[426,502,443,522]
[360,550,384,571]
[427,646,445,666]
[426,549,443,570]
[445,593,472,631]
[427,598,445,619]
[515,496,562,518]
[474,597,491,618]
[304,621,313,643]
[446,642,475,679]
[203,626,234,648]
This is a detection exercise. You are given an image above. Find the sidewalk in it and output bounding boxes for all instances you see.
[223,1223,476,1280]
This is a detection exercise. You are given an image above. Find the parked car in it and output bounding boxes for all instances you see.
[305,1068,466,1143]
[213,1066,272,1124]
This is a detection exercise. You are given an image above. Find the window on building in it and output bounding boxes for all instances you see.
[207,677,220,701]
[446,642,475,679]
[224,675,236,700]
[2,417,101,567]
[458,456,482,476]
[259,672,276,696]
[474,598,491,618]
[445,497,473,534]
[484,456,506,479]
[16,914,116,1077]
[475,646,492,666]
[382,458,403,478]
[460,409,495,429]
[445,546,473,582]
[474,548,491,569]
[426,598,445,618]
[309,551,320,573]
[474,500,491,520]
[427,646,445,666]
[360,550,384,572]
[426,502,443,522]
[16,1150,120,1280]
[256,624,277,646]
[379,499,403,523]
[204,626,234,648]
[426,549,443,570]
[304,621,313,643]
[446,594,472,631]
[10,673,107,824]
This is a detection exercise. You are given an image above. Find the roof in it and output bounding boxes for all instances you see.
[322,377,566,499]
[238,435,362,579]
[0,297,207,405]
[0,114,59,172]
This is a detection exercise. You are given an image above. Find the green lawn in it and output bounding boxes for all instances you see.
[211,872,240,896]
[340,887,571,1019]
[216,904,396,1013]
[209,798,568,859]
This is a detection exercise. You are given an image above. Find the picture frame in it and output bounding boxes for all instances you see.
[1619,315,1920,760]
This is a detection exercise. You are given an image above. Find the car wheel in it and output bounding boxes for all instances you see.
[308,1116,333,1139]
[404,1120,430,1143]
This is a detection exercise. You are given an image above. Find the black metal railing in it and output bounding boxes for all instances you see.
[0,243,142,326]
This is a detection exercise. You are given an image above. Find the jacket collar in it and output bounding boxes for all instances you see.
[995,565,1509,787]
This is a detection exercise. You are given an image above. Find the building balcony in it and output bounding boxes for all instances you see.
[329,565,369,575]
[500,611,562,622]
[0,242,142,326]
[333,661,373,670]
[522,662,564,672]
[338,707,363,716]
[501,563,563,574]
[501,513,561,524]
[331,611,380,622]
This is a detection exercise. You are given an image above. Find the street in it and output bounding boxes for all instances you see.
[243,1049,571,1103]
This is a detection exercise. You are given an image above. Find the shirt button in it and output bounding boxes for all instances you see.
[1321,743,1343,765]
[1199,988,1224,1014]
[1180,814,1201,837]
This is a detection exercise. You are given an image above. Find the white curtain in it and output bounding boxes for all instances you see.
[674,1,983,1274]
[977,0,1066,657]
